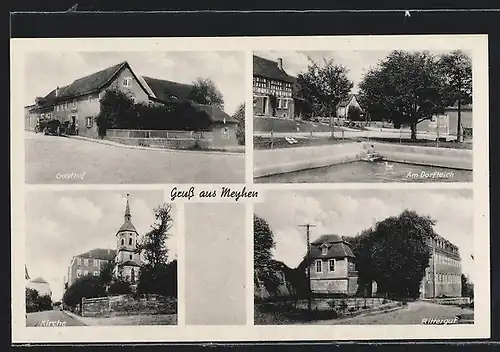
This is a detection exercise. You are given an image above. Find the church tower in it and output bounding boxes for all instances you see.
[114,194,141,282]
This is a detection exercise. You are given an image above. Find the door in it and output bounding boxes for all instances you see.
[262,97,268,115]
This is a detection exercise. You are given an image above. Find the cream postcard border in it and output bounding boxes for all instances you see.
[11,35,489,343]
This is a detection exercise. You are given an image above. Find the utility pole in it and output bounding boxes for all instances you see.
[432,238,437,298]
[299,224,316,314]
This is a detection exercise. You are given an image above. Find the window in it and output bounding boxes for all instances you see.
[88,95,92,103]
[129,238,132,245]
[65,102,68,110]
[72,99,77,108]
[315,260,322,273]
[277,98,282,109]
[76,269,83,277]
[123,77,131,87]
[283,99,288,109]
[86,116,93,127]
[321,245,328,256]
[328,259,335,272]
[93,271,99,276]
[121,239,124,245]
[88,259,93,267]
[129,254,133,260]
[76,258,82,265]
[84,270,89,276]
[83,259,88,266]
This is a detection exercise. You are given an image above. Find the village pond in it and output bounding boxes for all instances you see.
[255,161,473,183]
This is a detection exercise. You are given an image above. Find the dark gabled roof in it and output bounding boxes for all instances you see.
[337,94,356,108]
[76,248,117,261]
[253,55,295,83]
[191,103,237,124]
[143,76,193,102]
[37,62,126,110]
[30,277,48,284]
[311,234,342,245]
[310,234,355,259]
[117,260,142,267]
[34,61,154,111]
[117,219,138,233]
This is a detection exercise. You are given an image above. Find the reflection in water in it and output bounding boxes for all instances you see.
[256,161,472,183]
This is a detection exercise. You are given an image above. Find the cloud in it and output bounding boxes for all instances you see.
[24,51,244,115]
[56,196,103,224]
[25,190,169,302]
[255,189,475,281]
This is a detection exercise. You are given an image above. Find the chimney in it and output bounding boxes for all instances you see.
[277,58,283,70]
[55,86,60,97]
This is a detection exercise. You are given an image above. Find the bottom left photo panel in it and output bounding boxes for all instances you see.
[24,190,178,327]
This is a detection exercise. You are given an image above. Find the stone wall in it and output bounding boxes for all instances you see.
[106,136,213,150]
[368,142,473,170]
[254,142,364,178]
[81,294,177,318]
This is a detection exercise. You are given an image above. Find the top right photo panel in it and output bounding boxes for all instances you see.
[253,48,476,183]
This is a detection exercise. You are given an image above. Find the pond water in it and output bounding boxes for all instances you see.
[255,161,472,183]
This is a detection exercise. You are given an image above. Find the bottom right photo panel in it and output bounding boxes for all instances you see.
[254,189,475,326]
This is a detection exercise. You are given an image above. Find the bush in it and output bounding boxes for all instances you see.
[339,300,348,311]
[97,89,213,133]
[327,300,336,309]
[108,279,132,295]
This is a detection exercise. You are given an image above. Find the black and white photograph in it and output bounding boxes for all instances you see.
[23,51,245,184]
[253,50,474,183]
[25,190,178,326]
[254,189,475,325]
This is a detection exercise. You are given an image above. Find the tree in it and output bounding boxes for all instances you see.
[62,275,106,309]
[461,274,474,299]
[26,288,52,313]
[107,279,132,295]
[439,50,473,143]
[136,203,175,296]
[137,203,172,266]
[358,50,447,139]
[233,103,245,146]
[269,94,278,117]
[254,215,281,293]
[188,77,224,108]
[99,260,116,291]
[346,210,437,299]
[296,57,353,118]
[347,105,363,121]
[96,89,136,135]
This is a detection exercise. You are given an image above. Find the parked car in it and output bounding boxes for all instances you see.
[40,119,69,136]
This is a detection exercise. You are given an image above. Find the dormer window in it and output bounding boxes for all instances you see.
[121,238,124,246]
[320,243,329,255]
[129,238,132,245]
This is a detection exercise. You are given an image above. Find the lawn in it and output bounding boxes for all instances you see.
[253,135,473,150]
[253,136,348,150]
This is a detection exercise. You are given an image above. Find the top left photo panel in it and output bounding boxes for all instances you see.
[19,49,246,184]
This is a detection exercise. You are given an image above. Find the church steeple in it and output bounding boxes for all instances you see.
[125,193,131,221]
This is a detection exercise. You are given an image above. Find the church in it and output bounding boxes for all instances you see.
[65,194,143,287]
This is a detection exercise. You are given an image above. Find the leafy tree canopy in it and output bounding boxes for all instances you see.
[189,77,224,108]
[62,275,106,308]
[233,103,245,145]
[296,57,353,118]
[254,215,281,293]
[358,50,448,139]
[345,209,437,298]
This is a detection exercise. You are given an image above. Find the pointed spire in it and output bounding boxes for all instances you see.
[124,193,131,221]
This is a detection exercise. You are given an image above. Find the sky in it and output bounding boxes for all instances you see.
[24,51,245,115]
[255,189,475,284]
[25,190,174,302]
[254,50,462,94]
